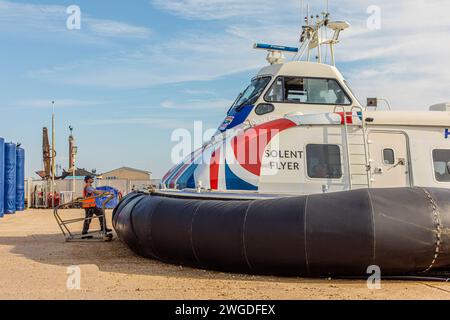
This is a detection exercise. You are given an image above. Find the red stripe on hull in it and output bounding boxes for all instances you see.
[210,148,221,190]
[231,119,296,177]
[338,112,354,125]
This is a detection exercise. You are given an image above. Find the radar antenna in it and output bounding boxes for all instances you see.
[253,43,299,65]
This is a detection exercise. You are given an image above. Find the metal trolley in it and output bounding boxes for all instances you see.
[54,193,115,242]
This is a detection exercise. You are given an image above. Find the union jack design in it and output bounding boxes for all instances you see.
[162,119,296,191]
[161,112,363,191]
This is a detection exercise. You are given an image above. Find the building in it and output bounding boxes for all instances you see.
[36,167,96,180]
[62,168,97,180]
[101,167,151,181]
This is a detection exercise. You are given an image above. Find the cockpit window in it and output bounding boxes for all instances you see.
[265,76,351,105]
[231,76,271,111]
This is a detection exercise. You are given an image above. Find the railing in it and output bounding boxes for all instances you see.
[53,193,115,242]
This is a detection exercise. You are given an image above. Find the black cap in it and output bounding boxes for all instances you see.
[84,175,94,183]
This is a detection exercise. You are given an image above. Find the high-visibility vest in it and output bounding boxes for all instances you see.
[81,186,96,209]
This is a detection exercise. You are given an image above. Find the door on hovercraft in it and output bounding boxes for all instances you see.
[368,132,410,188]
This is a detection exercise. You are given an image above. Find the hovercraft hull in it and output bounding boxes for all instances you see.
[113,187,450,276]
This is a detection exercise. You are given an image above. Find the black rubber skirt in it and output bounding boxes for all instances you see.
[112,188,450,276]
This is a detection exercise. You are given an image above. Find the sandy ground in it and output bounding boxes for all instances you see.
[0,209,449,300]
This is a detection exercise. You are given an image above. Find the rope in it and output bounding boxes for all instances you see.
[422,189,443,273]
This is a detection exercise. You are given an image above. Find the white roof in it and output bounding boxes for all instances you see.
[102,167,151,175]
[366,111,450,127]
[257,61,346,81]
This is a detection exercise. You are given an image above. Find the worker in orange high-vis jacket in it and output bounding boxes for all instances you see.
[81,175,112,239]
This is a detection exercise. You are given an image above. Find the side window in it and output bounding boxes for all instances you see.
[265,77,351,105]
[433,149,450,182]
[265,78,284,102]
[307,144,343,179]
[383,149,395,165]
[255,103,275,115]
[285,77,307,102]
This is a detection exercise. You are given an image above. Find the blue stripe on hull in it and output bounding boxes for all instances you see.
[164,162,186,186]
[176,164,199,189]
[225,162,258,191]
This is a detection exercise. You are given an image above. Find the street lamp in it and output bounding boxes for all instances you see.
[51,100,56,209]
[72,145,78,196]
[69,126,78,199]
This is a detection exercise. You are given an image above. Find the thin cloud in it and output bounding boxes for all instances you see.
[0,0,153,39]
[27,31,265,88]
[83,116,203,130]
[332,0,450,108]
[0,99,106,111]
[161,98,233,110]
[13,99,105,109]
[13,0,450,110]
[86,18,153,38]
[182,89,217,96]
[151,0,299,21]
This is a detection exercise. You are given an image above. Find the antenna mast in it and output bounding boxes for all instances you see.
[254,0,350,66]
[306,4,310,61]
[298,0,350,66]
[300,0,304,26]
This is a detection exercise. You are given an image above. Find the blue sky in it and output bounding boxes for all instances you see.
[1,0,449,178]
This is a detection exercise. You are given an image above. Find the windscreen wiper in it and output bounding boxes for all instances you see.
[229,92,243,113]
[235,89,262,112]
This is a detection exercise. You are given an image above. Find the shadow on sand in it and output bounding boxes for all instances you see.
[0,233,322,284]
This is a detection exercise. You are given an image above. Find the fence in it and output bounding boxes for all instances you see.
[25,179,157,208]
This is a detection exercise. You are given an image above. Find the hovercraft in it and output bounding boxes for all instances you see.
[113,10,450,277]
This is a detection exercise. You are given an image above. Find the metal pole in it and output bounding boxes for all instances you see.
[73,151,76,201]
[51,100,56,209]
[330,43,335,66]
[73,156,75,198]
[306,4,310,62]
[69,126,76,199]
[27,177,32,209]
[317,26,321,63]
[300,0,303,25]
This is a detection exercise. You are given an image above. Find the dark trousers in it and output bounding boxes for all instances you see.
[82,207,107,234]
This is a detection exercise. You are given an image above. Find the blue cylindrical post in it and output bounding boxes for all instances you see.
[0,138,5,218]
[4,143,17,214]
[16,147,25,211]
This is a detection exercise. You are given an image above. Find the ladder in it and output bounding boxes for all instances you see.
[334,106,371,190]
